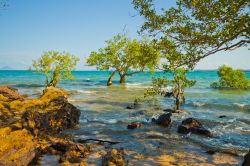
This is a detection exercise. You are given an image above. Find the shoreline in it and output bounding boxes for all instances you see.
[1,86,248,165]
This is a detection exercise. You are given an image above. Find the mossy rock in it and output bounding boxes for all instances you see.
[0,128,38,166]
[0,86,24,102]
[102,149,126,166]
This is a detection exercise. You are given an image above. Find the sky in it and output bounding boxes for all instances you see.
[0,0,249,70]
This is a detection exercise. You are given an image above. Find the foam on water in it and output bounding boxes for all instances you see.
[125,83,147,88]
[77,90,97,94]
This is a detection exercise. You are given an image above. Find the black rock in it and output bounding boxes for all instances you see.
[206,150,216,155]
[153,113,172,127]
[164,92,173,97]
[177,118,211,136]
[126,106,133,109]
[242,149,250,166]
[218,115,226,118]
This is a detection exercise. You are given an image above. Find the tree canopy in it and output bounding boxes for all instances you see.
[32,51,80,87]
[211,65,250,89]
[132,0,250,69]
[87,34,161,86]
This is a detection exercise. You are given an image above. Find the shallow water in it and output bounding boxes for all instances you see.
[1,70,250,165]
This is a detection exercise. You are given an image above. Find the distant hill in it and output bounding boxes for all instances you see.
[0,66,14,70]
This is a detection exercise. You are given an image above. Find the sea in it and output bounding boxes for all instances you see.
[0,70,250,165]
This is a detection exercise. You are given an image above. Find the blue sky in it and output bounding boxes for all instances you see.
[0,0,249,70]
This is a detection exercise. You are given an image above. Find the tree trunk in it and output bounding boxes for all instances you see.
[175,89,184,110]
[48,72,60,87]
[119,74,126,84]
[175,83,182,110]
[176,95,181,110]
[107,70,117,86]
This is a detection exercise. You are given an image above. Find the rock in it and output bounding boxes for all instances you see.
[164,92,173,97]
[206,150,216,155]
[44,138,91,165]
[218,115,226,118]
[0,87,83,165]
[177,118,210,136]
[0,128,39,166]
[127,122,141,129]
[242,149,250,166]
[126,105,133,109]
[102,149,126,166]
[22,88,80,134]
[152,113,172,127]
[0,86,24,101]
[59,144,89,164]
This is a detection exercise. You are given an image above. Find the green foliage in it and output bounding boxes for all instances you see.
[143,68,196,110]
[211,65,250,89]
[132,0,250,69]
[87,34,161,85]
[144,77,168,98]
[32,51,80,87]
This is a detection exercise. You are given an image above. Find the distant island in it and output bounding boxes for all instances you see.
[0,66,14,70]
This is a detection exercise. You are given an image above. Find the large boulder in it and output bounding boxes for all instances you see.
[0,86,24,101]
[0,87,82,165]
[178,118,210,136]
[242,149,250,166]
[152,113,172,127]
[22,87,80,134]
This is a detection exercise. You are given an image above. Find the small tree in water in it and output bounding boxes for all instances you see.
[211,65,249,89]
[143,68,196,110]
[86,34,160,86]
[32,51,80,88]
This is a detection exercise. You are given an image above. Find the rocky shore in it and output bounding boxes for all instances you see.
[0,86,248,166]
[0,86,129,166]
[0,86,82,165]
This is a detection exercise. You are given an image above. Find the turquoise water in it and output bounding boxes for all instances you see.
[1,70,250,162]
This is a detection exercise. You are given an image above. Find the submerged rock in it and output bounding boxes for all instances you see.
[152,113,172,127]
[127,122,141,129]
[102,149,126,166]
[242,149,250,166]
[178,118,210,136]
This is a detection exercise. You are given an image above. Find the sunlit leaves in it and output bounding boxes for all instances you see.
[32,51,80,87]
[86,34,161,83]
[132,0,250,69]
[211,65,250,89]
